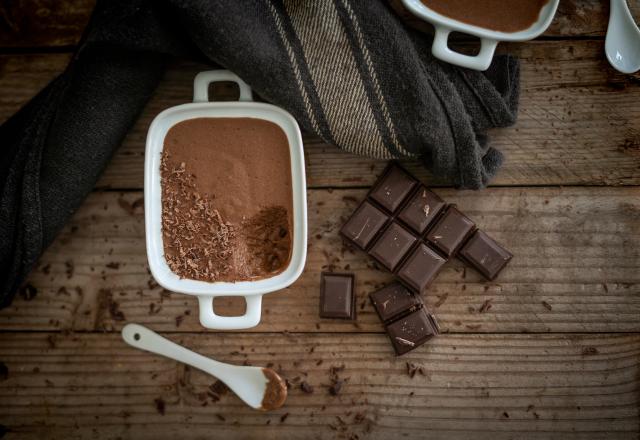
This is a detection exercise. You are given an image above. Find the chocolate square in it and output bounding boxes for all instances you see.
[320,272,356,320]
[397,243,446,294]
[368,222,418,271]
[370,283,422,323]
[397,186,446,235]
[459,230,513,280]
[386,308,439,355]
[340,201,389,250]
[369,165,417,213]
[426,206,476,257]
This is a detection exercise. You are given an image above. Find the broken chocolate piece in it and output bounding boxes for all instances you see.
[386,308,439,356]
[369,283,422,323]
[320,272,356,320]
[397,243,446,294]
[459,230,513,280]
[397,186,446,235]
[368,222,417,271]
[426,206,476,257]
[369,164,417,213]
[340,201,389,250]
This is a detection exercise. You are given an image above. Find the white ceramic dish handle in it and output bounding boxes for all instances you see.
[193,70,253,103]
[431,26,498,71]
[198,295,262,330]
[194,70,262,330]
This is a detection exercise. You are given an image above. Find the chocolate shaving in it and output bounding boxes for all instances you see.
[161,154,234,281]
[300,381,314,394]
[479,299,493,313]
[153,397,166,415]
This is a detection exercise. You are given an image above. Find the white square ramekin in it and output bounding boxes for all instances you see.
[144,70,307,330]
[401,0,560,71]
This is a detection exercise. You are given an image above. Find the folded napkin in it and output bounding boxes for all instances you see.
[0,0,519,308]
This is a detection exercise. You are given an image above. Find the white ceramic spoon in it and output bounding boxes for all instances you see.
[605,0,640,74]
[121,323,287,411]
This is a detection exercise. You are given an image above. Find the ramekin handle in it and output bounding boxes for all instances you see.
[431,26,498,71]
[197,295,262,330]
[193,70,253,103]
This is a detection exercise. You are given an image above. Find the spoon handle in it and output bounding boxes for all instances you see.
[121,323,233,378]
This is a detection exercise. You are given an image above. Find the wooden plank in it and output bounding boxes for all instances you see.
[2,40,638,190]
[1,0,639,48]
[3,187,639,333]
[0,332,638,439]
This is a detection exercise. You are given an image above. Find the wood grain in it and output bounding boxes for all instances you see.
[3,187,638,333]
[0,0,94,47]
[2,40,638,190]
[1,0,639,48]
[0,332,638,439]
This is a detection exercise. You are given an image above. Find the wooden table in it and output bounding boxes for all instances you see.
[0,1,639,438]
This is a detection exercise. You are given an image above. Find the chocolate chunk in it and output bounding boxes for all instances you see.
[386,308,439,356]
[340,201,389,250]
[369,283,422,323]
[426,206,476,257]
[369,165,417,213]
[368,222,417,271]
[459,230,513,280]
[397,187,446,234]
[397,243,446,294]
[320,273,356,320]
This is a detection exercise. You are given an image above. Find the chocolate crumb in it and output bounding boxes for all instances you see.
[541,301,552,311]
[154,397,165,415]
[300,381,314,394]
[479,299,493,313]
[108,297,125,321]
[65,260,74,279]
[106,262,120,270]
[434,293,448,308]
[329,379,344,396]
[207,380,229,402]
[175,315,184,327]
[280,413,289,423]
[0,362,8,381]
[582,346,599,356]
[215,414,226,422]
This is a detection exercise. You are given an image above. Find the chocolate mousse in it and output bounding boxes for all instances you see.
[160,117,293,282]
[420,0,550,33]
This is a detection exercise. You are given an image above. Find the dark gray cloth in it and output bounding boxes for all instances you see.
[0,0,519,308]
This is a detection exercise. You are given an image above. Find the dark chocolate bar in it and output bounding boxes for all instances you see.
[369,283,422,323]
[386,308,439,356]
[459,230,513,280]
[320,272,356,320]
[340,162,513,296]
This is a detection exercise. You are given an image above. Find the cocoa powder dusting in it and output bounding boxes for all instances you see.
[160,117,293,282]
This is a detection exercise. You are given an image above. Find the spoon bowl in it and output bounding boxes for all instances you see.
[121,323,287,411]
[606,0,640,74]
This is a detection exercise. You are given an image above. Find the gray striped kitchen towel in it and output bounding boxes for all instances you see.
[0,0,519,307]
